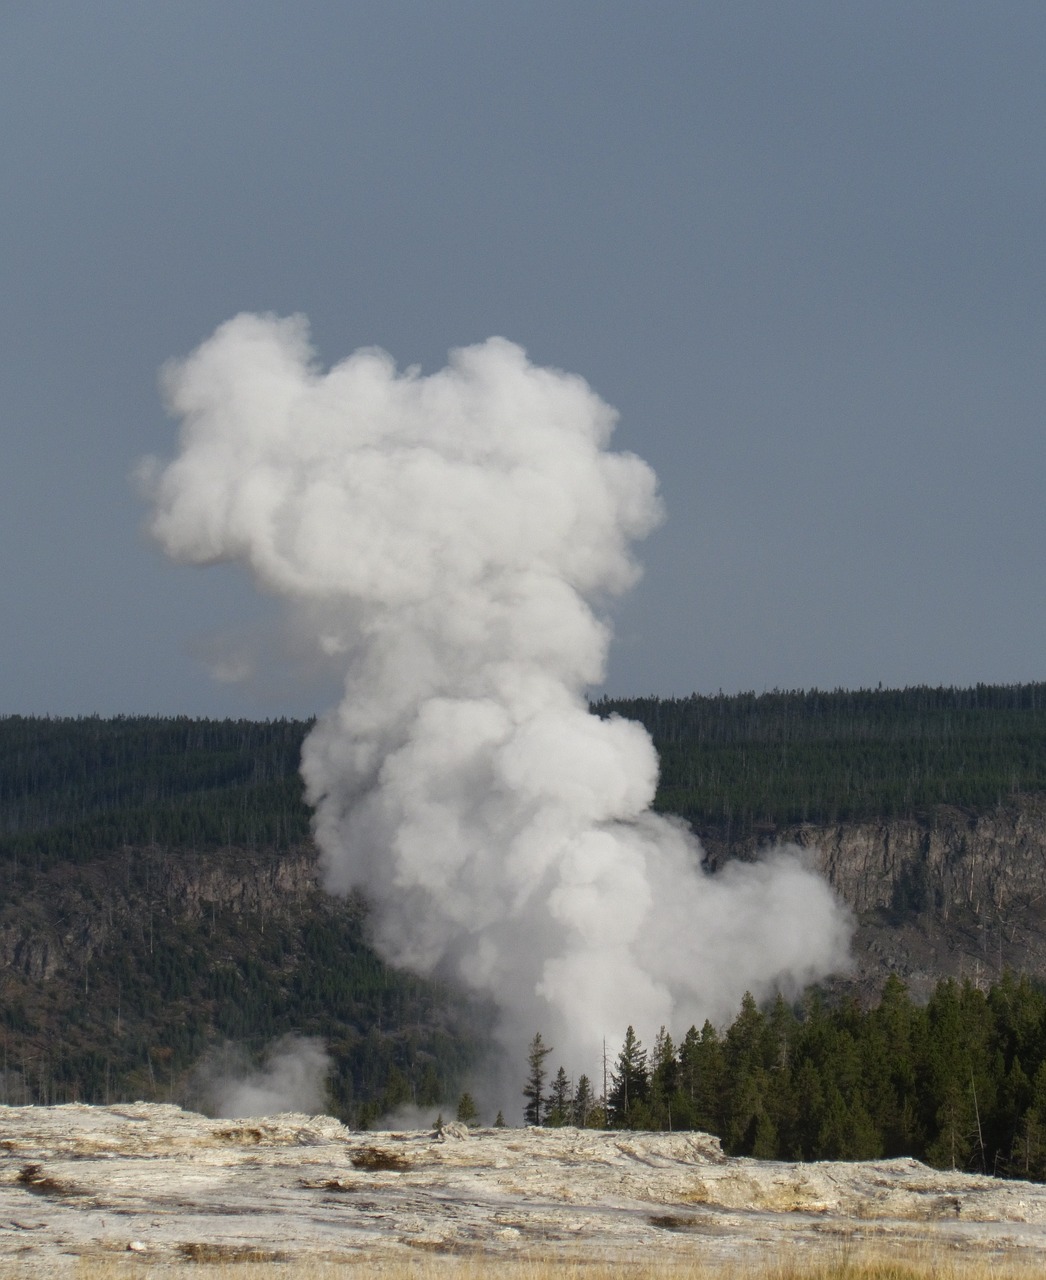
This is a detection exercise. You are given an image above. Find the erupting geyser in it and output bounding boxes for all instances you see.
[142,312,851,1082]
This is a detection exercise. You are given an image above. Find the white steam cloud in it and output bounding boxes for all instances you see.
[196,1034,332,1118]
[144,313,851,1082]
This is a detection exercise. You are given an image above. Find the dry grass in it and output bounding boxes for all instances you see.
[349,1144,413,1172]
[36,1250,1046,1280]
[14,1161,83,1197]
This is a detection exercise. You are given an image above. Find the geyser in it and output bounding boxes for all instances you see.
[143,312,851,1083]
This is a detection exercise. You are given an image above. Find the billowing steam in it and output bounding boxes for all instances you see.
[195,1034,332,1118]
[143,313,851,1085]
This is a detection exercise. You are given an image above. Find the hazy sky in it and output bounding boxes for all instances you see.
[3,2,1044,717]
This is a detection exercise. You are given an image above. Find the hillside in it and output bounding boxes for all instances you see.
[0,715,312,864]
[595,685,1046,999]
[3,688,1046,1125]
[0,717,487,1122]
[0,839,487,1123]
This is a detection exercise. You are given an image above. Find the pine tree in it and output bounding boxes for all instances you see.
[924,980,983,1171]
[572,1074,594,1128]
[678,1021,725,1134]
[649,1026,677,1130]
[722,992,768,1153]
[608,1026,649,1129]
[523,1032,553,1126]
[494,1110,506,1128]
[1011,1060,1046,1178]
[863,973,922,1157]
[546,1066,572,1126]
[456,1091,479,1127]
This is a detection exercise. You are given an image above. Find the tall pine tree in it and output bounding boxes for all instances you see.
[608,1026,649,1129]
[523,1033,553,1126]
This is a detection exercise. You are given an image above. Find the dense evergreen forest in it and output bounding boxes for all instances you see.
[0,867,485,1127]
[0,715,312,869]
[596,682,1046,831]
[6,680,1046,863]
[531,972,1046,1180]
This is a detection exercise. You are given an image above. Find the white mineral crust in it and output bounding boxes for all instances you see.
[2,1104,1046,1270]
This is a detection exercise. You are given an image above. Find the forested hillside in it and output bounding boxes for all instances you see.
[0,839,487,1123]
[0,716,485,1123]
[4,684,1046,1145]
[596,683,1046,832]
[0,715,311,867]
[8,682,1046,862]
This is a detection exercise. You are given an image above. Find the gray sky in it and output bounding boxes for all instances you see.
[3,2,1044,717]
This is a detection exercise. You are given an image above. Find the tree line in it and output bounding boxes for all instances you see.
[519,972,1046,1180]
[0,715,313,870]
[8,685,1046,866]
[595,682,1046,831]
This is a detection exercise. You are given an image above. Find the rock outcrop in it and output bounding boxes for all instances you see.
[6,797,1046,1004]
[0,844,321,982]
[698,795,1046,998]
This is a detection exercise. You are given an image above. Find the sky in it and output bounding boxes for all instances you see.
[2,1,1045,718]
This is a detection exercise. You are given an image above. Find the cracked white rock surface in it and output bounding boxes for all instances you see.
[2,1104,1046,1270]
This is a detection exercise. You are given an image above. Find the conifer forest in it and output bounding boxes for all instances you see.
[529,972,1046,1181]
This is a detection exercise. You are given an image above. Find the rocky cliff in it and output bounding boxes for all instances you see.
[0,845,320,984]
[6,795,1046,1007]
[697,793,1046,998]
[0,841,480,1115]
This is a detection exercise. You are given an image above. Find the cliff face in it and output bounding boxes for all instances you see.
[0,845,321,984]
[697,794,1046,998]
[4,796,1046,1010]
[0,841,482,1115]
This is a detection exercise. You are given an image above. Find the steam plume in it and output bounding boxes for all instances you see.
[196,1034,332,1118]
[144,313,851,1082]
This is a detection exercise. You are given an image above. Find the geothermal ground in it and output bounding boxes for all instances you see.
[1,1105,1046,1272]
